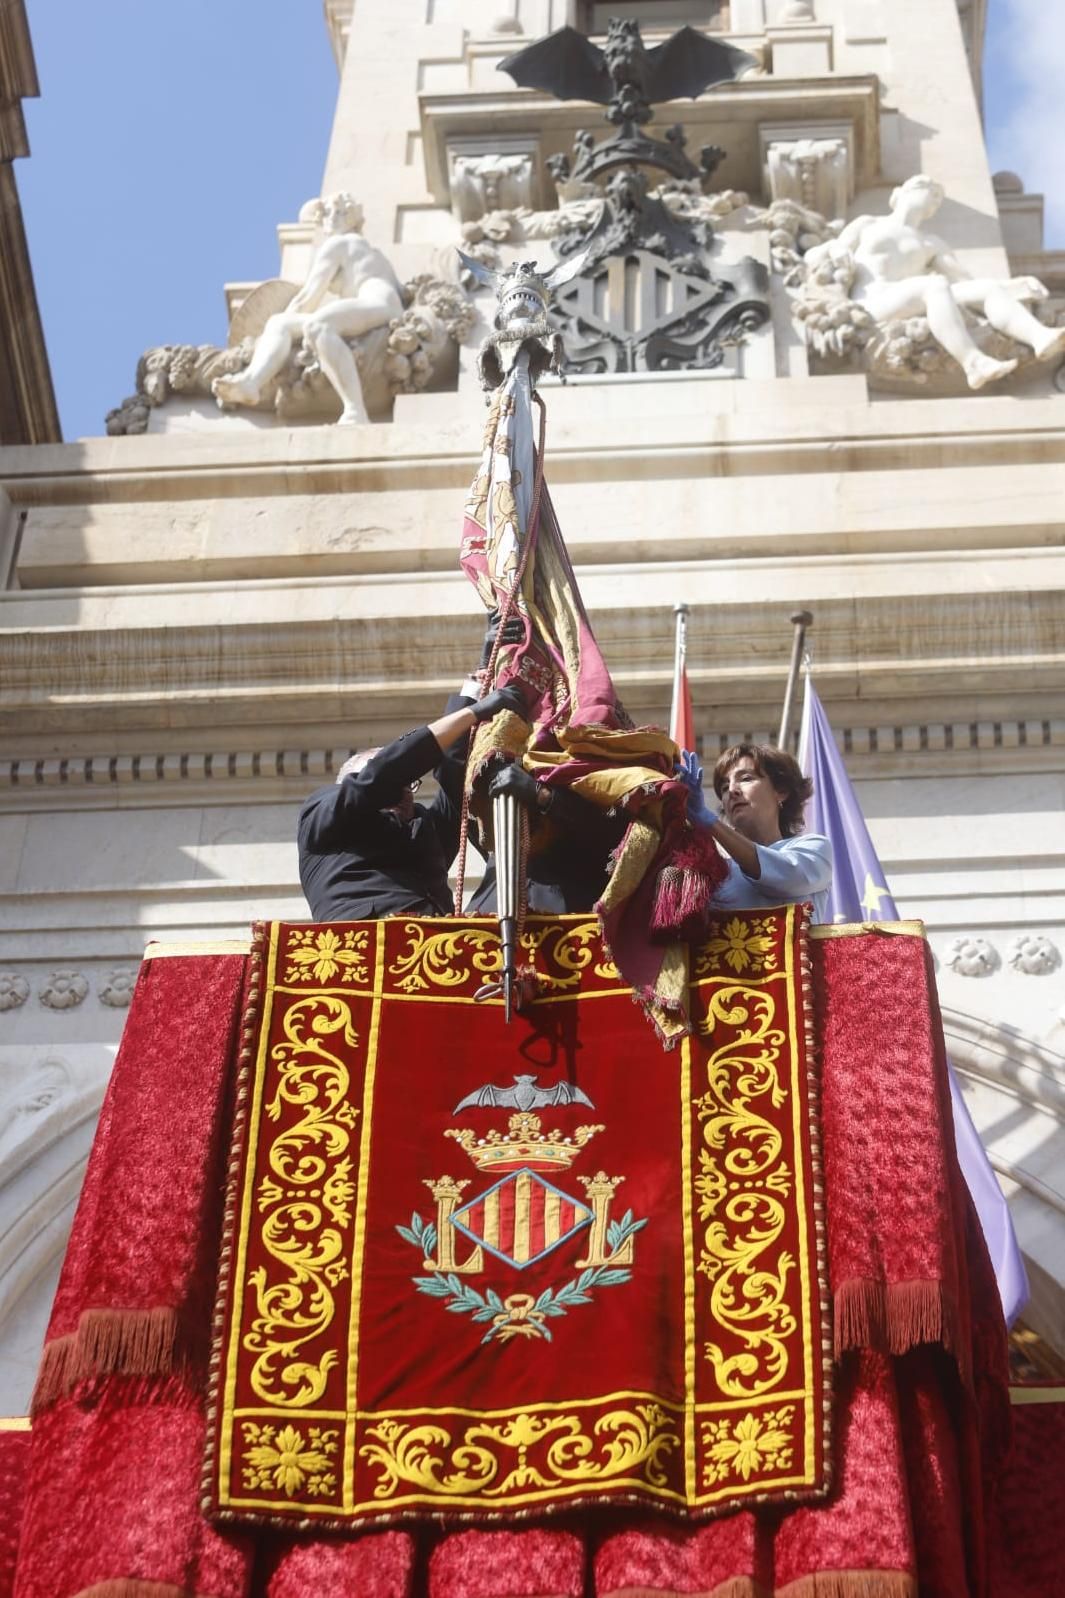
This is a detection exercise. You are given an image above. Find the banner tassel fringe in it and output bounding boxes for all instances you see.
[31,1307,181,1413]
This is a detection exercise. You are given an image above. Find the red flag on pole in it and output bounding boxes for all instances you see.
[669,604,694,751]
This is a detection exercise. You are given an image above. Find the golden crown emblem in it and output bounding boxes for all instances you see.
[445,1112,603,1175]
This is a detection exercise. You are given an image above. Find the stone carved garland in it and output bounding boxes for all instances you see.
[461,184,749,263]
[107,196,475,433]
[761,175,1065,393]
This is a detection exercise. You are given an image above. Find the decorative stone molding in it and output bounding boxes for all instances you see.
[99,969,138,1009]
[3,720,1065,806]
[38,971,89,1010]
[0,973,29,1011]
[943,937,999,978]
[779,0,816,19]
[447,140,537,223]
[761,173,1065,392]
[1007,936,1061,977]
[760,121,852,218]
[461,184,749,263]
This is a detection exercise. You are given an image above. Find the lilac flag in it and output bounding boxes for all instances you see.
[798,675,1029,1326]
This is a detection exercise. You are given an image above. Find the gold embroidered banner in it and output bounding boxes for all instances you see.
[205,908,830,1529]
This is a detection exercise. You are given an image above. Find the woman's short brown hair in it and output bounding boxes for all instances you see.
[711,743,812,838]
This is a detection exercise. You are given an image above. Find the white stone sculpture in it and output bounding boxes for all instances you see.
[450,153,534,224]
[0,973,29,1011]
[99,969,138,1008]
[107,270,473,435]
[38,971,89,1010]
[1007,935,1061,976]
[764,174,1065,391]
[943,936,999,977]
[213,193,405,425]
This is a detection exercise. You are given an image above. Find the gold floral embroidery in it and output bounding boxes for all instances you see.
[388,924,502,992]
[241,1421,339,1498]
[283,927,369,985]
[701,1407,794,1485]
[694,984,795,1397]
[519,920,620,987]
[243,996,359,1407]
[360,1404,679,1500]
[698,917,779,978]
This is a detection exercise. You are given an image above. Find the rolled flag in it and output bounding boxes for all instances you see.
[670,605,694,753]
[798,673,1029,1326]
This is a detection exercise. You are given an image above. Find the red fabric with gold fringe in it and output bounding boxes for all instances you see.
[206,909,828,1530]
[9,917,1030,1598]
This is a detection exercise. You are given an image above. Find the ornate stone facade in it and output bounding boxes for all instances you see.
[1,0,1064,1412]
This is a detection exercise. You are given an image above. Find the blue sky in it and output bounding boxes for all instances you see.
[17,0,1063,442]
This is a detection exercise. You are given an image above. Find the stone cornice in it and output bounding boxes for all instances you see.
[1,714,1064,813]
[0,0,37,163]
[419,75,881,208]
[1,575,1063,737]
[6,382,1065,503]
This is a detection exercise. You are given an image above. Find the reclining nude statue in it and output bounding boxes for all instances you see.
[779,173,1065,390]
[212,192,405,424]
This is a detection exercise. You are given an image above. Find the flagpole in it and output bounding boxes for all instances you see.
[777,609,813,752]
[670,602,689,746]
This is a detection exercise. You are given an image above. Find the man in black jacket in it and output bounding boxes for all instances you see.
[298,683,526,922]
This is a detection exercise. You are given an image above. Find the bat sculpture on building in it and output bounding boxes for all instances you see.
[499,21,756,126]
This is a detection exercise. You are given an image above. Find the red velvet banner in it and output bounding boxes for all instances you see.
[11,920,1025,1598]
[206,910,831,1529]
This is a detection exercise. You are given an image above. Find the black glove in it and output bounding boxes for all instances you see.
[479,607,525,668]
[471,683,529,723]
[487,763,538,809]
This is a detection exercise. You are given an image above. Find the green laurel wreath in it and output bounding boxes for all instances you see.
[397,1209,646,1344]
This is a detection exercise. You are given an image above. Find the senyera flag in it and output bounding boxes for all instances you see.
[457,356,723,1043]
[797,673,1029,1327]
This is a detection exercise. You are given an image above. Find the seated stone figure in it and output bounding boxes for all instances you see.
[213,192,404,424]
[803,173,1065,389]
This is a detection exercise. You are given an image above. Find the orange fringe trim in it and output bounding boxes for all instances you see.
[76,1585,194,1598]
[833,1278,969,1381]
[778,1573,916,1598]
[605,1582,766,1598]
[31,1307,180,1414]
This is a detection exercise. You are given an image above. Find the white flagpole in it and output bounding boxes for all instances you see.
[670,603,688,745]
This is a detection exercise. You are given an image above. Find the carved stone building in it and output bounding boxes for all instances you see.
[1,0,1064,1412]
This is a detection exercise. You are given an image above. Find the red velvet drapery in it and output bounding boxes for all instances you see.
[7,921,1038,1598]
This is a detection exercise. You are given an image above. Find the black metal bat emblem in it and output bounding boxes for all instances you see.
[499,22,755,119]
[453,1075,595,1114]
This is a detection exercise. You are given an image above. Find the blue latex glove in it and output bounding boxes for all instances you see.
[677,748,714,827]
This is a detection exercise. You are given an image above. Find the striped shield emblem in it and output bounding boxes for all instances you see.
[451,1168,593,1269]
